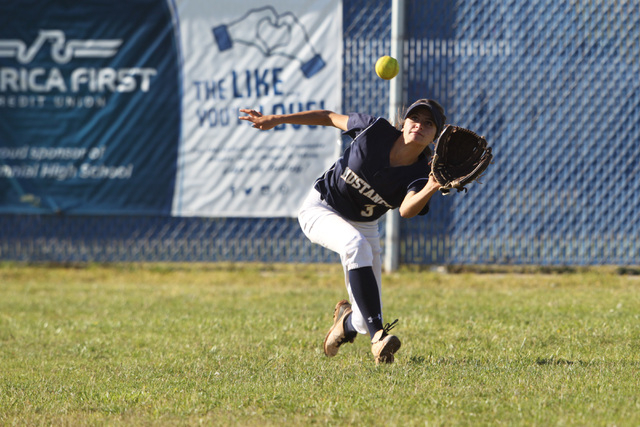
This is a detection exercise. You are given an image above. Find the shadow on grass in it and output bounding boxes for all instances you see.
[406,355,592,367]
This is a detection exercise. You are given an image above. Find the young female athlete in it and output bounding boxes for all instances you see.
[239,99,446,364]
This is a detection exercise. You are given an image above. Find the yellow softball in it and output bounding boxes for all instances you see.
[375,55,399,80]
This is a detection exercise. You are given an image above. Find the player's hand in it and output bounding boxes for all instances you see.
[426,172,442,192]
[238,109,278,130]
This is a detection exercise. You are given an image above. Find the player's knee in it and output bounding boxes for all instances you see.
[342,235,373,270]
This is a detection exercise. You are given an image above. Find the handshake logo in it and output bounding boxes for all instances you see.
[213,6,325,78]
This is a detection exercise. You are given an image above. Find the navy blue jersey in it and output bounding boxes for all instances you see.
[314,113,431,221]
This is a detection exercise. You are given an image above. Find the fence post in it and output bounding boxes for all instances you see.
[384,0,406,273]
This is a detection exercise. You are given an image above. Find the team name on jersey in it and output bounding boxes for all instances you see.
[340,167,392,208]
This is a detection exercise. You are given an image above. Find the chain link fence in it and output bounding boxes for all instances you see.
[1,0,639,265]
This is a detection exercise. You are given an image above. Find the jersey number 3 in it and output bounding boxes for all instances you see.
[361,204,376,217]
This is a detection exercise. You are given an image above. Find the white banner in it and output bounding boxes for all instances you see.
[172,0,343,217]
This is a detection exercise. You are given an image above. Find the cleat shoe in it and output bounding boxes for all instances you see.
[323,300,355,357]
[371,319,401,364]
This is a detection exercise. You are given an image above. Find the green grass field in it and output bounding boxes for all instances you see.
[1,262,639,426]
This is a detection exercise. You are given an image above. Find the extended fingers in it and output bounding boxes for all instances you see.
[239,109,262,117]
[238,110,262,127]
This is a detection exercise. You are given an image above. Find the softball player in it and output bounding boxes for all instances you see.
[239,99,445,364]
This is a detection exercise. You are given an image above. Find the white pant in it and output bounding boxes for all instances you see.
[298,188,382,335]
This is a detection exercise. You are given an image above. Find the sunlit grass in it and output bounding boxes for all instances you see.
[1,262,639,425]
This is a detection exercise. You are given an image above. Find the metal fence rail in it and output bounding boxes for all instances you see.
[1,0,639,265]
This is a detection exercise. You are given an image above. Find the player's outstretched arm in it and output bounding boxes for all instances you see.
[239,109,349,131]
[398,173,441,218]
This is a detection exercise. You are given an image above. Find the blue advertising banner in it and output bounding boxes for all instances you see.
[0,0,181,215]
[0,0,342,217]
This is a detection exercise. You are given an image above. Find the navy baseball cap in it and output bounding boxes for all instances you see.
[404,99,446,136]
